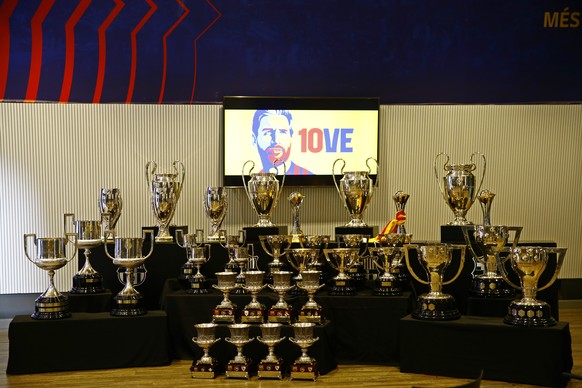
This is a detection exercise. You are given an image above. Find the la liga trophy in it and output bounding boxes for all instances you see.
[242,160,286,227]
[212,271,238,323]
[24,233,77,319]
[434,152,486,225]
[267,270,295,323]
[257,323,286,380]
[203,186,227,241]
[99,188,122,241]
[225,323,255,379]
[290,322,319,381]
[190,323,220,378]
[175,228,211,294]
[145,160,185,243]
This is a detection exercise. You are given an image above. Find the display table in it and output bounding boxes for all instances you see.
[398,315,573,387]
[68,290,112,313]
[7,311,171,374]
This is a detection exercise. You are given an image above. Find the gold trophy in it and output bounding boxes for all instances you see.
[324,247,360,296]
[501,246,567,327]
[434,152,486,225]
[175,228,211,294]
[297,234,330,283]
[296,270,325,324]
[369,238,407,296]
[225,323,255,379]
[242,160,286,227]
[404,243,466,320]
[212,271,238,323]
[24,233,77,319]
[241,270,267,323]
[259,234,293,283]
[190,323,221,378]
[145,160,185,243]
[219,229,246,273]
[267,270,295,323]
[290,322,319,381]
[337,233,369,290]
[289,192,304,242]
[257,323,286,380]
[332,157,378,227]
[99,188,122,241]
[232,244,252,295]
[203,187,227,241]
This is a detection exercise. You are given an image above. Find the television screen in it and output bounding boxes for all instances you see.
[222,96,380,187]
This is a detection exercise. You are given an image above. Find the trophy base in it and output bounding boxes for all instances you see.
[291,361,318,381]
[111,294,147,316]
[328,278,356,296]
[154,235,174,244]
[31,295,71,320]
[70,273,105,294]
[212,307,238,323]
[412,293,460,321]
[471,276,515,298]
[298,307,325,324]
[347,264,366,290]
[373,278,402,296]
[258,361,284,379]
[180,263,196,278]
[190,361,218,379]
[241,306,266,323]
[268,307,293,323]
[186,282,210,294]
[504,300,557,327]
[226,361,255,379]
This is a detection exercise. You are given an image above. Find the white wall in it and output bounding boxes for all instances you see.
[1,103,580,294]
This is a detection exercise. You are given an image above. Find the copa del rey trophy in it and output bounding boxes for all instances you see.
[145,161,185,243]
[203,186,227,241]
[98,188,122,241]
[434,152,486,225]
[242,160,286,227]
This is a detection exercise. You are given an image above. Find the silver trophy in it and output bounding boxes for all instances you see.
[369,243,405,296]
[257,323,286,379]
[332,157,378,227]
[190,323,221,378]
[24,233,77,319]
[241,270,267,323]
[64,213,105,294]
[324,247,360,296]
[289,192,304,240]
[259,234,293,283]
[290,322,319,381]
[175,228,211,294]
[434,152,486,225]
[203,187,227,241]
[287,247,320,292]
[219,229,246,272]
[103,229,154,316]
[225,323,255,379]
[337,233,369,290]
[145,160,185,243]
[212,271,238,323]
[98,188,122,241]
[296,270,325,324]
[242,160,286,227]
[267,270,295,323]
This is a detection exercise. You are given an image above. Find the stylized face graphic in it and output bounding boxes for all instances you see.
[254,115,292,167]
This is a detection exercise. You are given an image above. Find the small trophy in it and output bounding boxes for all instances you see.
[297,235,331,282]
[212,271,238,323]
[289,192,304,242]
[297,270,325,324]
[501,246,567,327]
[190,323,220,378]
[99,188,122,241]
[324,247,360,296]
[145,160,185,243]
[290,322,319,381]
[369,244,405,296]
[242,160,286,227]
[203,187,227,241]
[478,189,496,226]
[337,234,369,290]
[392,190,410,235]
[287,247,320,294]
[103,230,154,316]
[257,323,286,380]
[24,233,77,319]
[219,229,246,272]
[225,323,255,379]
[267,270,295,323]
[332,157,378,227]
[176,228,211,294]
[241,270,267,323]
[404,243,466,320]
[64,213,105,294]
[259,234,293,283]
[232,245,252,295]
[434,152,486,225]
[375,232,410,291]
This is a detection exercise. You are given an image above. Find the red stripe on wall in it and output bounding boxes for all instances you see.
[25,0,55,102]
[0,0,20,100]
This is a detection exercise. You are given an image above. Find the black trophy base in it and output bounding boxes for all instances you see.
[31,295,71,320]
[268,307,293,323]
[471,276,515,298]
[412,294,461,321]
[291,361,318,381]
[180,263,196,279]
[241,306,266,323]
[111,294,147,316]
[258,361,284,379]
[298,307,325,324]
[212,307,238,323]
[347,264,366,290]
[226,361,255,379]
[243,226,288,242]
[373,278,402,296]
[190,361,218,379]
[328,278,356,296]
[70,273,105,294]
[335,225,378,239]
[186,277,210,294]
[504,300,557,327]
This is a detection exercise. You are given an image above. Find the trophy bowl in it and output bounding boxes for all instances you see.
[99,188,122,240]
[242,160,286,227]
[257,323,285,379]
[191,323,220,379]
[212,271,238,323]
[203,187,227,241]
[290,322,319,381]
[259,234,293,282]
[267,270,294,323]
[225,323,255,379]
[175,228,211,293]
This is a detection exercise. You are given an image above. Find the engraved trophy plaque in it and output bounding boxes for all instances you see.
[176,228,211,294]
[190,323,220,379]
[434,152,486,225]
[145,160,185,243]
[225,323,255,379]
[332,157,378,227]
[103,229,154,316]
[404,243,466,320]
[257,323,286,380]
[267,270,295,323]
[99,188,122,241]
[24,233,77,319]
[203,186,227,241]
[242,160,286,227]
[290,322,319,381]
[212,271,239,323]
[241,270,267,323]
[297,270,325,324]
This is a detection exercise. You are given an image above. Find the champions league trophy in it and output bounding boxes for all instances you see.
[257,323,286,379]
[332,157,378,227]
[103,230,154,316]
[241,270,267,323]
[289,192,304,241]
[190,323,221,378]
[290,322,319,381]
[145,160,185,243]
[297,270,325,324]
[212,271,238,323]
[267,270,295,323]
[219,229,246,272]
[404,243,466,320]
[203,187,227,241]
[64,213,105,294]
[259,234,293,283]
[175,228,211,294]
[99,188,122,241]
[225,323,255,379]
[434,152,486,225]
[24,233,77,319]
[501,246,567,327]
[242,160,286,227]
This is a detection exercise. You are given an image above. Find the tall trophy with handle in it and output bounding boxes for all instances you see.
[175,228,211,293]
[99,188,122,241]
[145,160,185,243]
[203,187,227,241]
[242,160,286,227]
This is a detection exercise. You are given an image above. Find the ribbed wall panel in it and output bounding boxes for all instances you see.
[0,103,580,294]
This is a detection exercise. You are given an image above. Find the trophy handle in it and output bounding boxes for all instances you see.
[332,158,346,204]
[103,230,116,260]
[204,243,212,260]
[242,160,256,210]
[65,232,78,262]
[538,247,567,291]
[323,250,342,272]
[218,229,227,249]
[366,157,379,188]
[498,247,521,290]
[403,245,428,285]
[142,229,155,259]
[442,244,466,286]
[23,234,37,263]
[259,237,275,258]
[145,161,157,184]
[239,229,247,246]
[460,226,482,261]
[175,229,185,248]
[172,160,186,200]
[63,213,75,235]
[274,161,287,201]
[470,152,487,204]
[433,153,450,202]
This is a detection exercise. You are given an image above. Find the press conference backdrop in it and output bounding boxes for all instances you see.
[1,103,580,294]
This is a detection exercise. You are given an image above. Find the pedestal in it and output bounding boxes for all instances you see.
[243,226,288,242]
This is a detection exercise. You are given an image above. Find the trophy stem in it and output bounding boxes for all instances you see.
[45,270,58,298]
